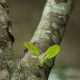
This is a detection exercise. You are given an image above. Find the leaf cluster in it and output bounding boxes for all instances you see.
[24,42,60,67]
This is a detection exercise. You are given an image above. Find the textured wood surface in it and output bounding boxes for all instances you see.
[0,0,74,80]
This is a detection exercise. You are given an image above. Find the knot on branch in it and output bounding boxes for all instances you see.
[0,40,7,49]
[0,0,9,13]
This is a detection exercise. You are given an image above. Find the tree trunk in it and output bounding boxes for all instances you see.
[0,0,74,80]
[0,0,15,80]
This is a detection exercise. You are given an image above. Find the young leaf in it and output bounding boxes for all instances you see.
[24,42,40,56]
[44,44,60,60]
[39,45,60,67]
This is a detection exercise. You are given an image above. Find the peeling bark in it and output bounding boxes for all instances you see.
[0,0,74,80]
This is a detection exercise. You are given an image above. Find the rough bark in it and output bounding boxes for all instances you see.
[0,0,15,80]
[0,0,74,80]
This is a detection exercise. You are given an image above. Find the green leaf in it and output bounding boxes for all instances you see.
[44,44,60,60]
[39,45,60,67]
[24,42,40,56]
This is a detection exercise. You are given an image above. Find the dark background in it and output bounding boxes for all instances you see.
[7,0,80,68]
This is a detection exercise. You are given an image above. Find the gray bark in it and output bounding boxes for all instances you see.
[0,0,74,80]
[0,0,15,80]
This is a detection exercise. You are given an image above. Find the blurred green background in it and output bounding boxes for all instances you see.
[7,0,80,68]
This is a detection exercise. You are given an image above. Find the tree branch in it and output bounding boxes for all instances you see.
[0,0,74,80]
[11,0,74,80]
[0,0,15,79]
